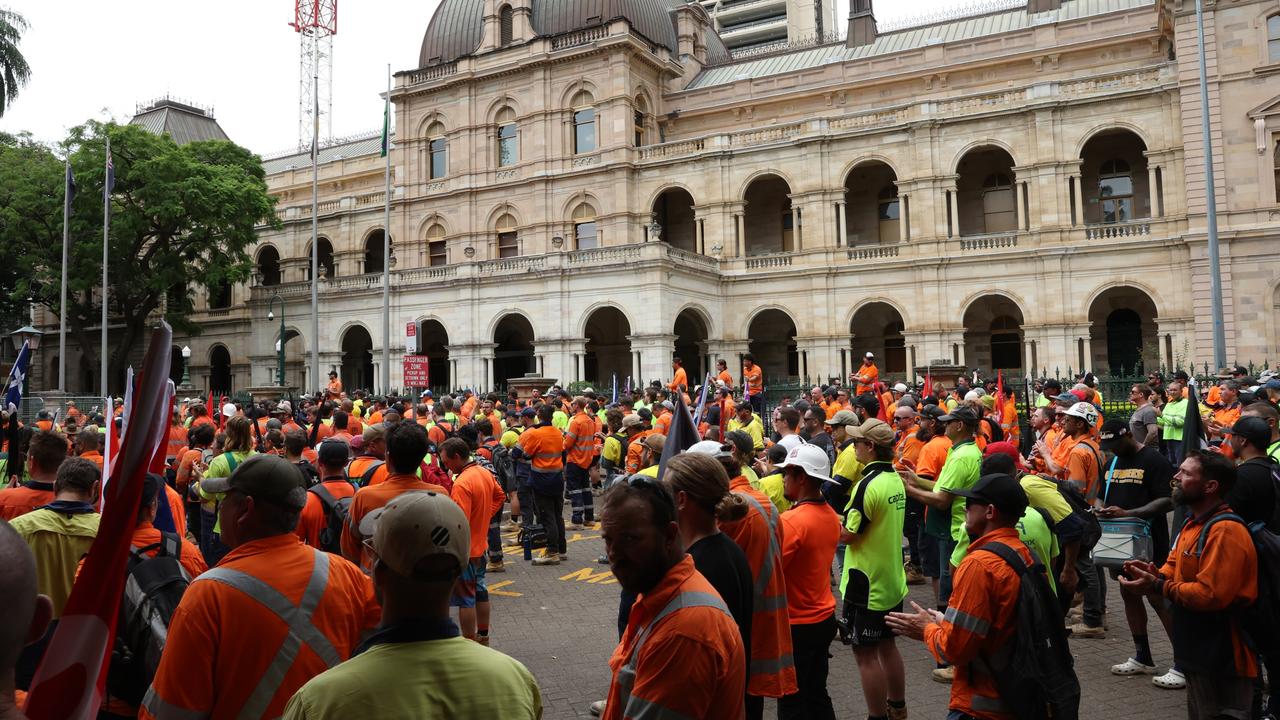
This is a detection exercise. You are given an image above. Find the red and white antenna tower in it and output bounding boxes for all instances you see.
[290,0,337,151]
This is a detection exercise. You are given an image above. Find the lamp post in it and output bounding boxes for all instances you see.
[268,294,286,387]
[177,345,195,393]
[10,325,43,392]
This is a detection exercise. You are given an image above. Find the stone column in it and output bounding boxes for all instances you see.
[1147,164,1162,217]
[900,194,910,241]
[790,206,801,251]
[695,217,706,254]
[734,212,746,257]
[1069,175,1083,226]
[835,200,846,247]
[947,187,960,238]
[1015,181,1027,231]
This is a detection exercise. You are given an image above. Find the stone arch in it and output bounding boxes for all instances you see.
[583,306,632,385]
[651,186,697,252]
[484,95,523,123]
[303,236,335,280]
[362,227,391,274]
[576,302,635,339]
[560,191,602,221]
[736,168,796,200]
[492,313,537,386]
[415,213,451,238]
[849,300,909,376]
[948,138,1019,175]
[961,294,1026,374]
[674,307,711,381]
[1079,128,1152,224]
[255,244,281,286]
[746,308,799,380]
[955,144,1019,236]
[837,154,901,185]
[1073,121,1156,158]
[413,317,450,389]
[1087,285,1159,374]
[339,324,375,391]
[209,344,232,393]
[414,111,451,138]
[674,302,716,339]
[842,160,901,246]
[559,79,600,108]
[742,174,794,255]
[485,203,524,229]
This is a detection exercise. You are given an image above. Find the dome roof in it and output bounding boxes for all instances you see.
[419,0,685,67]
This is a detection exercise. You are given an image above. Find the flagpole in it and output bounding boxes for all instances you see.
[310,38,321,395]
[100,134,110,398]
[1195,0,1226,370]
[381,62,392,395]
[59,160,70,391]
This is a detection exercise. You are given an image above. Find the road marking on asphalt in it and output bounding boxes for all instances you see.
[501,532,601,557]
[559,567,617,585]
[488,580,523,597]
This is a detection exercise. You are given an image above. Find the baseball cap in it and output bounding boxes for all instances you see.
[951,473,1029,519]
[1097,419,1131,451]
[520,406,537,418]
[1054,392,1078,404]
[1231,416,1272,449]
[199,454,307,510]
[982,441,1027,472]
[723,430,754,457]
[637,408,653,422]
[621,414,645,430]
[937,406,980,425]
[317,440,351,467]
[276,401,293,414]
[1063,402,1099,427]
[372,491,470,578]
[643,433,666,453]
[775,444,832,483]
[893,383,908,393]
[920,405,947,421]
[1264,379,1280,391]
[362,422,386,442]
[849,418,894,447]
[328,370,338,377]
[222,402,237,418]
[979,395,996,410]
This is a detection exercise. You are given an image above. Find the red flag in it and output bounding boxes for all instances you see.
[148,382,176,476]
[925,369,933,400]
[218,395,228,430]
[24,323,173,720]
[996,369,1006,406]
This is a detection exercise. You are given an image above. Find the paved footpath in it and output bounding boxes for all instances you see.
[485,527,1188,719]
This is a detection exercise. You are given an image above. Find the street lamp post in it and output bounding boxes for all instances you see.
[9,325,43,391]
[178,345,193,391]
[267,294,286,387]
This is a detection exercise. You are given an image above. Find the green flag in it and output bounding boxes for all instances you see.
[380,99,390,157]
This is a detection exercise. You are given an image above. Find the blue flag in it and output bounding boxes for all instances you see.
[66,161,76,202]
[1184,376,1209,453]
[656,389,701,483]
[5,341,30,412]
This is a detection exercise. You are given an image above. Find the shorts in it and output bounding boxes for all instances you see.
[842,598,903,648]
[449,557,488,608]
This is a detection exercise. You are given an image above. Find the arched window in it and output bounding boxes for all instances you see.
[496,213,519,258]
[209,281,232,310]
[306,237,335,280]
[426,224,447,267]
[573,204,598,250]
[877,184,900,243]
[989,315,1022,370]
[427,122,447,179]
[496,107,518,167]
[256,246,281,286]
[571,90,596,154]
[1269,14,1280,63]
[499,5,514,46]
[982,172,1015,233]
[1099,158,1134,224]
[634,96,648,147]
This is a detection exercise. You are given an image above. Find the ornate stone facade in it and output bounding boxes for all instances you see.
[46,0,1280,394]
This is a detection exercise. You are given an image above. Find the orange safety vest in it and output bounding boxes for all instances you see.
[564,412,597,469]
[719,476,797,697]
[603,556,746,720]
[519,424,566,472]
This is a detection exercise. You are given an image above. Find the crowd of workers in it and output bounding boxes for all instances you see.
[0,352,1279,719]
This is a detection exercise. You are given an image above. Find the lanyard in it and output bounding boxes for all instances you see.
[1102,456,1118,505]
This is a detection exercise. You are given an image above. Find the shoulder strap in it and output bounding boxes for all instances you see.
[308,483,339,513]
[359,460,384,486]
[223,451,239,473]
[159,532,182,558]
[975,541,1030,576]
[1102,456,1119,505]
[1195,511,1246,556]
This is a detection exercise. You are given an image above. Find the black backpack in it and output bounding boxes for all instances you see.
[308,483,356,554]
[1197,512,1280,659]
[974,542,1081,720]
[107,533,191,705]
[489,442,515,493]
[1029,473,1102,552]
[295,459,321,488]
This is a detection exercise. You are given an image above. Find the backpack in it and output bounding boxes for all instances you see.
[1196,512,1280,659]
[295,459,321,488]
[422,459,453,492]
[983,416,1005,444]
[1047,475,1102,552]
[107,533,191,705]
[1239,457,1280,532]
[308,483,355,554]
[489,442,516,493]
[973,542,1081,720]
[346,458,385,487]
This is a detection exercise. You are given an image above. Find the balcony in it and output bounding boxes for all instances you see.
[959,233,1019,251]
[1084,221,1150,241]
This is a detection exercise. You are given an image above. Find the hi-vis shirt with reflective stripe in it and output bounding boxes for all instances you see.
[519,425,566,471]
[603,556,746,720]
[721,477,798,698]
[140,535,379,720]
[564,412,597,469]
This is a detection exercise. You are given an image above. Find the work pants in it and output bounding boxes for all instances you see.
[487,508,503,562]
[778,615,837,720]
[1075,552,1105,627]
[566,463,593,524]
[533,490,567,555]
[199,506,230,567]
[903,497,924,567]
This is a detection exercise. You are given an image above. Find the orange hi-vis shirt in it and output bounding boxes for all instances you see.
[1158,504,1259,678]
[743,365,763,396]
[719,475,797,698]
[894,424,924,471]
[80,450,105,473]
[564,411,597,469]
[625,430,656,474]
[654,411,673,436]
[0,481,56,521]
[1000,397,1020,445]
[1061,434,1103,503]
[340,473,448,562]
[717,369,734,387]
[779,499,840,624]
[461,395,478,421]
[164,483,188,539]
[824,400,849,420]
[602,555,746,720]
[451,462,505,558]
[141,534,380,720]
[520,424,566,472]
[346,455,389,486]
[915,436,952,480]
[855,363,879,395]
[296,479,357,549]
[669,367,689,393]
[175,448,203,493]
[166,424,188,461]
[924,527,1034,719]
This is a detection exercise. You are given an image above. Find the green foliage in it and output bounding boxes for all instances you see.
[0,121,278,391]
[0,8,30,117]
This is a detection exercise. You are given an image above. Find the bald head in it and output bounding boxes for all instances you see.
[0,520,50,677]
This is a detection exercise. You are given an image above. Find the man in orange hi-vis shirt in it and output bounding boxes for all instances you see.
[599,478,746,720]
[743,353,765,416]
[669,357,689,395]
[852,352,879,396]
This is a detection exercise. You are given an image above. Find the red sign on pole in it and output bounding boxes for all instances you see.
[403,355,430,387]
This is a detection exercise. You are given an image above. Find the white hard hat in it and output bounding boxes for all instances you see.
[893,383,908,393]
[1063,402,1099,426]
[221,402,237,417]
[775,444,832,483]
[864,352,875,359]
[686,440,732,458]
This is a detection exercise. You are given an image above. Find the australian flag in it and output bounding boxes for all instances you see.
[5,341,30,413]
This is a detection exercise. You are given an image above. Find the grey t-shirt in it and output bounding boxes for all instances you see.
[1130,404,1158,445]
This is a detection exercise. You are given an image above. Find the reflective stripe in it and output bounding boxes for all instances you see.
[758,593,788,612]
[750,652,795,676]
[971,693,1007,712]
[944,607,991,637]
[930,637,950,665]
[617,590,731,706]
[141,687,210,720]
[625,695,697,720]
[534,451,563,459]
[198,550,339,719]
[737,492,782,604]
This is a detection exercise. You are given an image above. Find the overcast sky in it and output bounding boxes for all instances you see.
[0,0,958,156]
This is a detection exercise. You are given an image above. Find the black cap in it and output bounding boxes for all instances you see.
[1231,416,1272,450]
[1097,419,1131,451]
[937,406,979,425]
[1231,365,1249,376]
[920,405,947,420]
[724,430,753,457]
[317,439,351,468]
[951,473,1028,519]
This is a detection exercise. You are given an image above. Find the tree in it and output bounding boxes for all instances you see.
[3,122,279,392]
[0,8,30,117]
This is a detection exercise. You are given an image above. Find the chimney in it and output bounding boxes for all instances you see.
[1027,0,1062,13]
[845,0,877,48]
